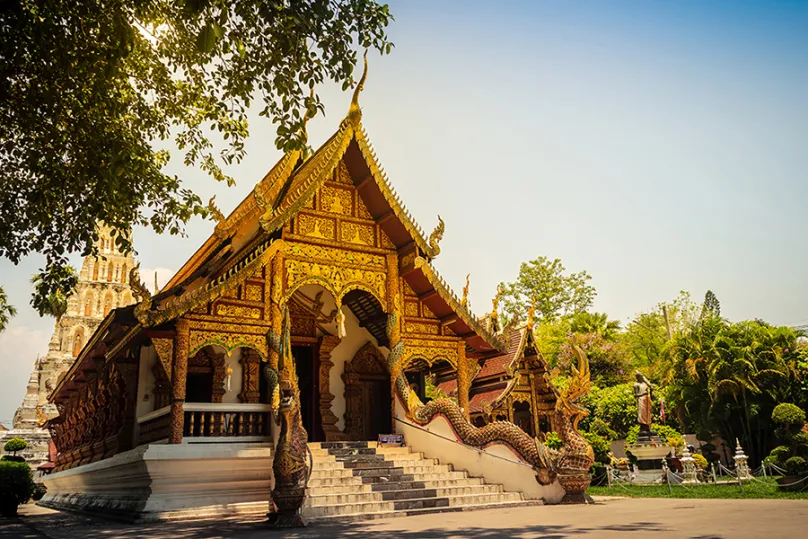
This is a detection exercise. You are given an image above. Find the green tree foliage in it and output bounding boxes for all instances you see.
[499,256,595,324]
[580,384,637,439]
[2,438,27,457]
[569,312,621,341]
[664,318,805,465]
[620,291,701,380]
[0,286,16,332]
[557,333,629,387]
[31,265,77,320]
[766,404,808,476]
[0,461,35,517]
[0,0,394,312]
[701,290,721,319]
[626,423,684,449]
[544,431,562,450]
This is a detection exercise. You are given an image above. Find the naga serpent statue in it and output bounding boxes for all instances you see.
[265,306,310,528]
[385,298,594,502]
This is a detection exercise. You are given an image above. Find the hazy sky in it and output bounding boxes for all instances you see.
[1,1,806,425]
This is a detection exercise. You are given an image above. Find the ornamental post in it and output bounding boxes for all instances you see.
[169,318,190,444]
[456,341,471,422]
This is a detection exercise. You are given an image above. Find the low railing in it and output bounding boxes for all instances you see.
[137,406,171,445]
[183,403,272,439]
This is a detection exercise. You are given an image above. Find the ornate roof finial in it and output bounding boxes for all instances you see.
[153,271,159,295]
[428,215,445,258]
[461,273,470,308]
[129,263,151,302]
[347,49,369,125]
[526,296,536,330]
[492,284,502,320]
[208,195,225,224]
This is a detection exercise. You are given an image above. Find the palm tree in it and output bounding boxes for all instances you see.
[0,286,17,332]
[665,316,801,465]
[569,312,622,341]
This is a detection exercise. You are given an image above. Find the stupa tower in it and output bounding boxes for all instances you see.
[3,224,138,467]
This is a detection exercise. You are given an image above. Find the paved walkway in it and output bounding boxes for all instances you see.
[2,498,807,539]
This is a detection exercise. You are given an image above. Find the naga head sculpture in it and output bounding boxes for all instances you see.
[556,345,591,430]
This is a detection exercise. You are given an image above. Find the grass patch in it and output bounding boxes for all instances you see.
[589,477,808,500]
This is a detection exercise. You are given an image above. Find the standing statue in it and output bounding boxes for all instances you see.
[633,371,654,437]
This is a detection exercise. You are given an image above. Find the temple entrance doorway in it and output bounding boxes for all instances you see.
[513,401,534,436]
[343,342,391,441]
[292,345,323,443]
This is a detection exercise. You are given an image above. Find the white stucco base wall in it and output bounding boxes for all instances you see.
[40,443,273,522]
[394,399,565,504]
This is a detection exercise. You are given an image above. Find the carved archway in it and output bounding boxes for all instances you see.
[186,347,227,403]
[342,342,391,441]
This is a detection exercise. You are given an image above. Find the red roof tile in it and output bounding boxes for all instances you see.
[437,379,457,395]
[475,328,526,380]
[468,385,508,413]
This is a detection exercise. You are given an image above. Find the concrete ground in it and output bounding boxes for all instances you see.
[2,497,806,539]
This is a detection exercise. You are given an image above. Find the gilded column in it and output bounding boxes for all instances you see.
[169,318,190,444]
[386,254,401,433]
[456,341,471,422]
[269,250,285,371]
[317,335,344,441]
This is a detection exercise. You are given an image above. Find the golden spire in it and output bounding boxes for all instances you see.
[491,284,501,323]
[461,274,470,308]
[347,49,369,125]
[526,296,536,330]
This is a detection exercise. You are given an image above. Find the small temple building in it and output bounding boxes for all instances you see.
[39,59,594,522]
[0,226,136,470]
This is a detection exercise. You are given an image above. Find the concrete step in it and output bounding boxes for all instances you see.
[307,475,365,488]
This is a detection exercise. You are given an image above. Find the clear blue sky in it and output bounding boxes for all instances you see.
[1,1,806,425]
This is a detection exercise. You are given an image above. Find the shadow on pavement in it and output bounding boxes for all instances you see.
[20,508,672,539]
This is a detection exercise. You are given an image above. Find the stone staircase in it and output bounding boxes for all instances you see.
[302,441,540,521]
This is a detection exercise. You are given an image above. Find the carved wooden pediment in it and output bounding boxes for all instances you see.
[345,342,386,375]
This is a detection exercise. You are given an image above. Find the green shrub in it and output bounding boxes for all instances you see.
[581,431,611,465]
[2,438,27,455]
[770,445,790,462]
[0,461,35,517]
[545,431,562,450]
[691,453,708,469]
[772,403,806,426]
[785,456,808,476]
[626,424,684,449]
[589,418,618,441]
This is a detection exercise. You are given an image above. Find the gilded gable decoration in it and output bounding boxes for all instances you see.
[428,216,445,258]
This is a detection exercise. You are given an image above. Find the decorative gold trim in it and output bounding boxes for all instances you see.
[353,126,437,258]
[133,240,284,327]
[413,257,506,353]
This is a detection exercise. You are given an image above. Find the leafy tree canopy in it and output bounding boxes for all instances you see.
[499,256,595,324]
[0,0,393,316]
[3,438,27,455]
[0,287,16,332]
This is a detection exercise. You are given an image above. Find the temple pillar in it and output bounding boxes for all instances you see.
[317,335,345,441]
[269,251,284,371]
[386,254,400,433]
[169,319,190,444]
[456,342,471,422]
[239,349,262,403]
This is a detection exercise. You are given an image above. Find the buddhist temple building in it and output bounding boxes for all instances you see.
[40,60,594,521]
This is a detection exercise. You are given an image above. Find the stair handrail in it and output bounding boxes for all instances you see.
[394,417,535,470]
